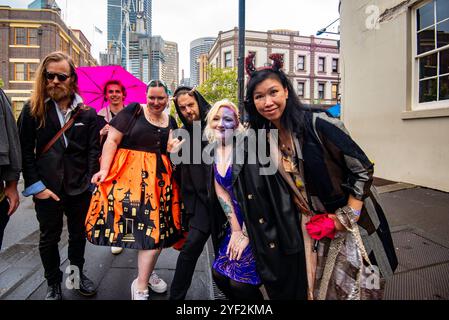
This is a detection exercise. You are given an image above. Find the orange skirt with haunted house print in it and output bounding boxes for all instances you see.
[85,148,182,250]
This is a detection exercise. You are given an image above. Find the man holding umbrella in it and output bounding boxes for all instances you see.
[97,80,127,143]
[97,80,127,255]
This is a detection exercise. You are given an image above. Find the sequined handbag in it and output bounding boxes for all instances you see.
[314,207,385,300]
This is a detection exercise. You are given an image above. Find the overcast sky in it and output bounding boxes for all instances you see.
[3,0,340,78]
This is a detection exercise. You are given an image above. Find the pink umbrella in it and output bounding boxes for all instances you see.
[76,65,147,111]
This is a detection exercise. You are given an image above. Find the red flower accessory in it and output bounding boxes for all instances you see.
[305,214,336,241]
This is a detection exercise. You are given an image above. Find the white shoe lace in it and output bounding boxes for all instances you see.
[150,271,161,285]
[131,279,149,300]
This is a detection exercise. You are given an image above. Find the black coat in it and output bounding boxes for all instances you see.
[208,139,307,299]
[18,99,100,196]
[173,87,211,233]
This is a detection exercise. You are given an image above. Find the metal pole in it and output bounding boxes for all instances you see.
[238,0,246,121]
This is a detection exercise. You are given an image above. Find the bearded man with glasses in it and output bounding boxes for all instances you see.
[17,51,100,300]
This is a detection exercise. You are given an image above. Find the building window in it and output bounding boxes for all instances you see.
[12,101,25,120]
[414,0,449,107]
[60,37,69,54]
[28,29,38,45]
[297,55,305,71]
[318,57,326,72]
[332,83,339,100]
[13,63,37,81]
[332,58,339,73]
[14,63,25,81]
[224,51,232,68]
[13,28,38,46]
[73,52,80,67]
[28,63,37,81]
[318,83,325,100]
[297,82,305,97]
[14,28,27,45]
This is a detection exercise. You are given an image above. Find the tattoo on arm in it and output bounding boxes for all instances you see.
[218,196,233,221]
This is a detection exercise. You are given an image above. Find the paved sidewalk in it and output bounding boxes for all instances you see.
[1,178,448,300]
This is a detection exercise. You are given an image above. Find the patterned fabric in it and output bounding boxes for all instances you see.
[212,165,261,286]
[85,148,182,250]
[314,234,386,300]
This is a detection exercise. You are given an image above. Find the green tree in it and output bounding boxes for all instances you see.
[0,78,4,88]
[197,67,238,106]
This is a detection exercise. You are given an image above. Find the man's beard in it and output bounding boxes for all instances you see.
[46,83,72,102]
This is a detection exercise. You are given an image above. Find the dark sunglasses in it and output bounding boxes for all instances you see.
[45,72,71,82]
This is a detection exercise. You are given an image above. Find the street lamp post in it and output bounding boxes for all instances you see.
[316,18,340,36]
[238,0,246,121]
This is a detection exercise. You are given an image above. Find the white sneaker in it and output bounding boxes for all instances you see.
[131,279,149,300]
[111,247,123,255]
[149,271,167,293]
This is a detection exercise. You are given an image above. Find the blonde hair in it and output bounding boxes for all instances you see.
[30,51,79,128]
[204,99,245,143]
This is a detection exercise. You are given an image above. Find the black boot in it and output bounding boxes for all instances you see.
[45,283,62,300]
[77,272,97,297]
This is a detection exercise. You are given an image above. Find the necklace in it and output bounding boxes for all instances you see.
[145,108,166,127]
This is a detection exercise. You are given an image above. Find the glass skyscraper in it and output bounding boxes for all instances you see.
[190,37,216,87]
[107,0,152,69]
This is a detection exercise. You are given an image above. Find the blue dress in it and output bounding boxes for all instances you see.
[212,164,261,286]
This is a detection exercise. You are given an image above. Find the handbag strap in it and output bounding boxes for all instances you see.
[40,103,85,155]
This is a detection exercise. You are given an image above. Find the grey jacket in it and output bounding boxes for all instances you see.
[0,89,22,187]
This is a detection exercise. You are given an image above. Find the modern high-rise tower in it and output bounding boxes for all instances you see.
[107,0,152,69]
[189,37,215,87]
[163,41,179,93]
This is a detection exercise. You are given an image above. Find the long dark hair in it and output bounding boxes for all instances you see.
[244,68,307,138]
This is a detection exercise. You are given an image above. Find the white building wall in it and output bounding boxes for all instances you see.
[340,0,449,191]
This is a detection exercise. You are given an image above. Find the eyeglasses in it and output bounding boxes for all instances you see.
[45,72,71,82]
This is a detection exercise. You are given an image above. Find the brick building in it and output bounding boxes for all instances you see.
[208,28,340,107]
[0,6,97,118]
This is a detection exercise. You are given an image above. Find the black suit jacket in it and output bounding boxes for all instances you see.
[18,99,100,196]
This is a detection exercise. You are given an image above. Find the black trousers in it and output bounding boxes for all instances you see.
[169,227,210,300]
[34,191,91,286]
[0,197,10,250]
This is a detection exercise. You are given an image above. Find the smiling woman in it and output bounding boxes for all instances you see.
[244,53,398,300]
[85,79,182,300]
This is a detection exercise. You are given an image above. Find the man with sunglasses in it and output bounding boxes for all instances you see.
[17,52,100,300]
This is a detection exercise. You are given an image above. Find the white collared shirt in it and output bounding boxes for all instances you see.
[53,94,84,147]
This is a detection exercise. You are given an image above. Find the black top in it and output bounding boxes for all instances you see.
[110,103,178,155]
